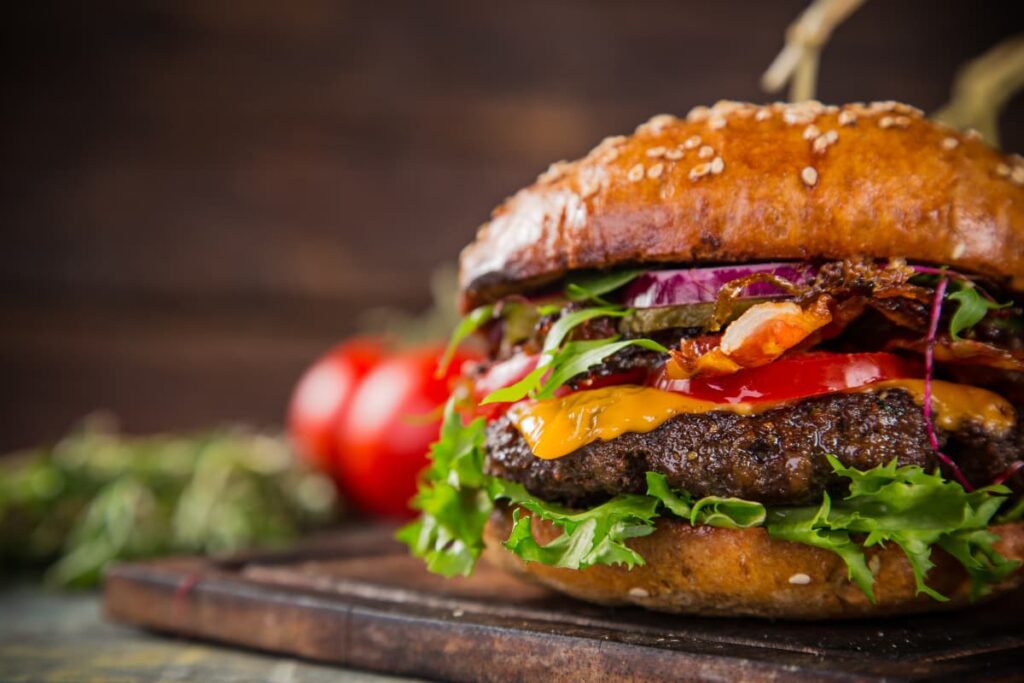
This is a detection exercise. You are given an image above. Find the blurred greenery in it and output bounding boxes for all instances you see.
[0,415,340,588]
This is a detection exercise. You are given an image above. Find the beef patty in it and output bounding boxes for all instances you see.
[484,389,1022,507]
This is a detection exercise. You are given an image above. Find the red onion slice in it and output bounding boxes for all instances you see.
[622,263,819,308]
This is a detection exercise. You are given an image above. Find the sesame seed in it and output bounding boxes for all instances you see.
[964,128,982,141]
[951,242,966,259]
[665,148,684,161]
[803,125,821,140]
[602,148,620,162]
[837,110,856,126]
[996,163,1011,178]
[893,102,923,116]
[689,163,711,181]
[684,135,702,149]
[801,166,818,187]
[1012,166,1024,186]
[942,137,959,150]
[698,145,714,159]
[878,116,894,129]
[579,176,601,198]
[641,114,677,133]
[755,109,772,121]
[647,163,664,179]
[788,573,812,585]
[687,106,710,122]
[628,587,650,598]
[537,160,570,183]
[893,116,911,127]
[710,157,724,174]
[646,146,667,158]
[709,115,727,130]
[627,163,645,182]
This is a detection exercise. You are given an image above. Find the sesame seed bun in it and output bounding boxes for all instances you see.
[459,101,1024,310]
[483,506,1024,619]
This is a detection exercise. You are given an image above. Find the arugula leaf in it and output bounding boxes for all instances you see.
[396,401,492,577]
[542,307,628,355]
[436,305,494,376]
[947,282,1011,340]
[481,306,665,404]
[535,338,668,399]
[565,270,642,303]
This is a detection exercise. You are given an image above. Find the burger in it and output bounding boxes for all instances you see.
[399,100,1024,618]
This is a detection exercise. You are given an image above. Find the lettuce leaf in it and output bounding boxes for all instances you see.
[646,472,765,528]
[496,479,658,569]
[396,402,492,577]
[767,456,1018,602]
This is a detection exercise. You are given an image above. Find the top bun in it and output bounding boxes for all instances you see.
[459,101,1024,310]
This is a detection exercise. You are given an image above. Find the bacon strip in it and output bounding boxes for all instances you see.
[668,296,833,379]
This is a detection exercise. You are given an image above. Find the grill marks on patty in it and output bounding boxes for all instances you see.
[484,389,1022,507]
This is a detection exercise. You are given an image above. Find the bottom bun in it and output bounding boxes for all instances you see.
[483,506,1024,619]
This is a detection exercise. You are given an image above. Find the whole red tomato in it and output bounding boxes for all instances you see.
[336,345,477,518]
[287,339,384,476]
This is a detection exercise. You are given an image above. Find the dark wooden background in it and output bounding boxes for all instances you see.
[2,1,1022,450]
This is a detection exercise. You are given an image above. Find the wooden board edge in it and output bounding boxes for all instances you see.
[102,562,874,683]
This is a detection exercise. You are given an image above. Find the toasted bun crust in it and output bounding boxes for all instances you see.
[459,101,1024,310]
[483,507,1024,619]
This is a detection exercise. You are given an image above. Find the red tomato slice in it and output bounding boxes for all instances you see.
[650,352,921,404]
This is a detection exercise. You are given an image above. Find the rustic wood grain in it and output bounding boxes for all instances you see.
[104,526,1024,682]
[2,1,1022,449]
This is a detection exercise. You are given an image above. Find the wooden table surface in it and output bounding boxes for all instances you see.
[101,527,1024,682]
[0,581,422,683]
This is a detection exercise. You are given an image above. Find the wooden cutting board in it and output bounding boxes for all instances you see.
[103,524,1024,682]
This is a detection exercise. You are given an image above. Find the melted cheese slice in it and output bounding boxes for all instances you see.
[507,381,1015,460]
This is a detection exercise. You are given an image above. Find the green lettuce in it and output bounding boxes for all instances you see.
[396,403,493,577]
[767,456,1018,601]
[498,485,658,569]
[646,472,766,528]
[401,405,1020,601]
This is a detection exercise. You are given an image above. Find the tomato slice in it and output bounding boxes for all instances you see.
[650,352,921,404]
